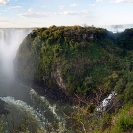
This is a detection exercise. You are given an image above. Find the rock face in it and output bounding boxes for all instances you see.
[14,33,36,82]
[0,99,5,110]
[0,99,9,116]
[51,66,67,90]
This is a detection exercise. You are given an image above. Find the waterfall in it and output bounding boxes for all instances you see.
[0,29,72,132]
[0,29,31,79]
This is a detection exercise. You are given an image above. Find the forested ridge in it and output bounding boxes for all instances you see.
[14,26,133,132]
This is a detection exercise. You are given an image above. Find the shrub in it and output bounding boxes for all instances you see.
[114,114,133,132]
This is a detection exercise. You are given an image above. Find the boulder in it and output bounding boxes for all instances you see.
[0,99,10,116]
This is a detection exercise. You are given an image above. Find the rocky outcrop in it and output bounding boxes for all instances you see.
[51,66,67,90]
[0,99,9,116]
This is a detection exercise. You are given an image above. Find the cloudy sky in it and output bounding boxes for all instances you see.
[0,0,133,28]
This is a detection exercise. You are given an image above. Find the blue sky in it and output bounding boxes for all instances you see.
[0,0,133,29]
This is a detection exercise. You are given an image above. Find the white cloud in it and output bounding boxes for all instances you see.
[96,0,103,2]
[70,4,78,7]
[28,8,33,12]
[59,10,89,15]
[58,5,65,10]
[0,19,8,22]
[0,17,9,22]
[0,0,9,6]
[7,6,22,9]
[111,0,133,2]
[89,4,95,6]
[18,12,51,18]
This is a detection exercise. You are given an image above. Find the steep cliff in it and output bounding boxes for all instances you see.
[14,26,133,103]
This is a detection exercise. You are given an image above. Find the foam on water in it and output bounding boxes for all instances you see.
[30,89,67,132]
[97,91,117,111]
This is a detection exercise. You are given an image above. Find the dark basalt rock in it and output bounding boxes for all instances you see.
[0,99,10,116]
[0,99,5,115]
[30,82,72,103]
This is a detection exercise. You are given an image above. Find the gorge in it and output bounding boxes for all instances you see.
[0,26,133,132]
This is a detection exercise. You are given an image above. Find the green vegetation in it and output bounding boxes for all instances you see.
[97,104,133,133]
[15,26,120,95]
[15,26,133,101]
[0,112,45,133]
[14,26,133,132]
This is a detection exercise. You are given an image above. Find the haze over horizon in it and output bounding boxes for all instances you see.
[0,0,133,31]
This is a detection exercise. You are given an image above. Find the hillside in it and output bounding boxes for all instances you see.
[14,26,133,103]
[15,26,116,95]
[13,26,133,132]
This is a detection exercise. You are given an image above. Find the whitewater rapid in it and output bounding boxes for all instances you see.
[0,82,70,132]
